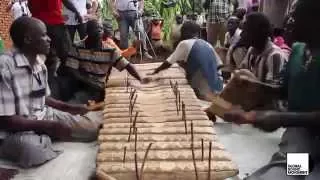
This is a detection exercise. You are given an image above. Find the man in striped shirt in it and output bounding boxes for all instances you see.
[240,13,288,84]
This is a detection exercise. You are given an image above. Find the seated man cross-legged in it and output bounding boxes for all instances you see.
[0,17,100,168]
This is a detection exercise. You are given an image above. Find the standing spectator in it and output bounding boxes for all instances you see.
[6,0,31,20]
[205,0,233,47]
[28,0,83,98]
[63,0,88,42]
[111,0,153,59]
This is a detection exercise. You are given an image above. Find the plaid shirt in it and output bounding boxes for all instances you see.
[0,50,50,119]
[207,0,231,23]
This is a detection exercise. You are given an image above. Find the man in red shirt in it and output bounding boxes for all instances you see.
[28,0,82,98]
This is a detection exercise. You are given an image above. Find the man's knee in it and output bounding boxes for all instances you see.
[0,132,60,168]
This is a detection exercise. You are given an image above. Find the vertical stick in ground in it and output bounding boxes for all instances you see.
[128,126,132,142]
[182,102,187,134]
[208,141,212,180]
[134,127,138,153]
[201,139,204,161]
[133,111,139,130]
[134,153,140,180]
[140,143,153,180]
[131,94,138,115]
[123,146,127,164]
[134,127,139,180]
[190,121,198,180]
[178,90,181,112]
[126,73,129,92]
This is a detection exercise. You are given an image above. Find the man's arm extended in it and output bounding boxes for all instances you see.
[149,41,189,75]
[224,109,320,132]
[45,97,88,115]
[125,63,142,81]
[253,111,320,131]
[0,116,71,139]
[150,61,172,75]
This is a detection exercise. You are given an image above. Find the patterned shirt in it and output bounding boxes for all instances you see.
[207,0,231,23]
[240,40,288,84]
[0,50,50,120]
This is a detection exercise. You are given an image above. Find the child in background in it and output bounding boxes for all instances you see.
[148,18,164,49]
[102,21,139,59]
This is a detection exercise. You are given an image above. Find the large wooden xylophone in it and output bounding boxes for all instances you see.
[96,63,238,180]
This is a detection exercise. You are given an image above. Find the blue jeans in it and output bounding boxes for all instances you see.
[118,10,147,52]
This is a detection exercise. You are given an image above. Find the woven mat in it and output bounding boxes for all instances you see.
[97,63,238,180]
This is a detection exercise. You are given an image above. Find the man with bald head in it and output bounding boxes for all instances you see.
[0,17,101,168]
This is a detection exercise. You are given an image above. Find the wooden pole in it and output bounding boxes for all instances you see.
[174,81,178,96]
[130,89,137,102]
[131,94,138,115]
[129,111,139,142]
[134,127,138,153]
[133,111,139,128]
[123,146,127,164]
[208,141,212,180]
[134,127,139,180]
[170,80,173,89]
[201,139,204,161]
[178,90,181,112]
[128,126,132,142]
[182,102,187,134]
[190,121,198,180]
[176,95,179,115]
[140,143,153,180]
[134,153,140,180]
[126,73,129,92]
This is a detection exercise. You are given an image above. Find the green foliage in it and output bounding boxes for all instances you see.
[100,0,196,41]
[144,0,192,41]
[101,0,118,28]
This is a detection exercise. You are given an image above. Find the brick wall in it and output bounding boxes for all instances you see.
[0,0,13,48]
